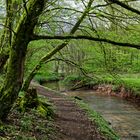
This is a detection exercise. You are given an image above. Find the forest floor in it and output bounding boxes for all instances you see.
[0,83,117,140]
[33,83,107,140]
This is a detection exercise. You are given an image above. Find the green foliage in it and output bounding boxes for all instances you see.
[20,114,33,132]
[25,40,51,76]
[63,74,84,84]
[122,77,140,96]
[62,74,98,89]
[34,75,47,84]
[34,73,59,84]
[76,100,120,140]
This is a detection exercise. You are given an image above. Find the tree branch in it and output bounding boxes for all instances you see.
[0,23,16,35]
[31,34,140,49]
[108,0,140,15]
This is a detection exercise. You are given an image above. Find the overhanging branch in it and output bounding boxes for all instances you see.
[108,0,140,15]
[31,34,140,49]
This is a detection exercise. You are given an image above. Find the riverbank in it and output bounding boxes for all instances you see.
[42,74,137,108]
[94,84,140,107]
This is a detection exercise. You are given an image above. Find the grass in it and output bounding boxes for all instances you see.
[122,78,140,96]
[75,99,120,140]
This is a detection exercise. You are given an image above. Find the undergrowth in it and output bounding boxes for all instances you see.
[0,95,56,140]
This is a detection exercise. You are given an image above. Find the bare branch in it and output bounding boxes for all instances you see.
[31,34,140,49]
[0,23,16,35]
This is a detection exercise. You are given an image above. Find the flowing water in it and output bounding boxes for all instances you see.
[44,82,140,140]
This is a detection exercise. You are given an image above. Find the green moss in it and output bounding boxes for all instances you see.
[37,104,48,117]
[75,100,120,140]
[17,94,54,120]
[37,100,54,119]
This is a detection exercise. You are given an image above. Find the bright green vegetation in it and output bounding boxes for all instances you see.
[121,76,140,96]
[76,100,120,140]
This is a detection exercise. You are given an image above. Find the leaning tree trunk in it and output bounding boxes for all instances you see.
[22,0,94,92]
[0,0,45,121]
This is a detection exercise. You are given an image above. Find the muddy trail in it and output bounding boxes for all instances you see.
[32,83,106,140]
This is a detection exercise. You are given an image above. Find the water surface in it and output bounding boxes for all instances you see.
[43,82,140,140]
[67,90,140,140]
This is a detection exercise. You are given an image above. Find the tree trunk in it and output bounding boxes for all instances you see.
[0,53,9,72]
[19,88,39,112]
[22,63,41,91]
[0,0,45,121]
[0,41,28,120]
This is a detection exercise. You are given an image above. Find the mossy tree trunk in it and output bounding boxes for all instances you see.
[19,88,39,112]
[0,0,45,121]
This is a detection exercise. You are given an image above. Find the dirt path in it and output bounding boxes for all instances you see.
[32,83,106,140]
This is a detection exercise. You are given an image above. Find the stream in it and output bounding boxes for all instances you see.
[44,82,140,140]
